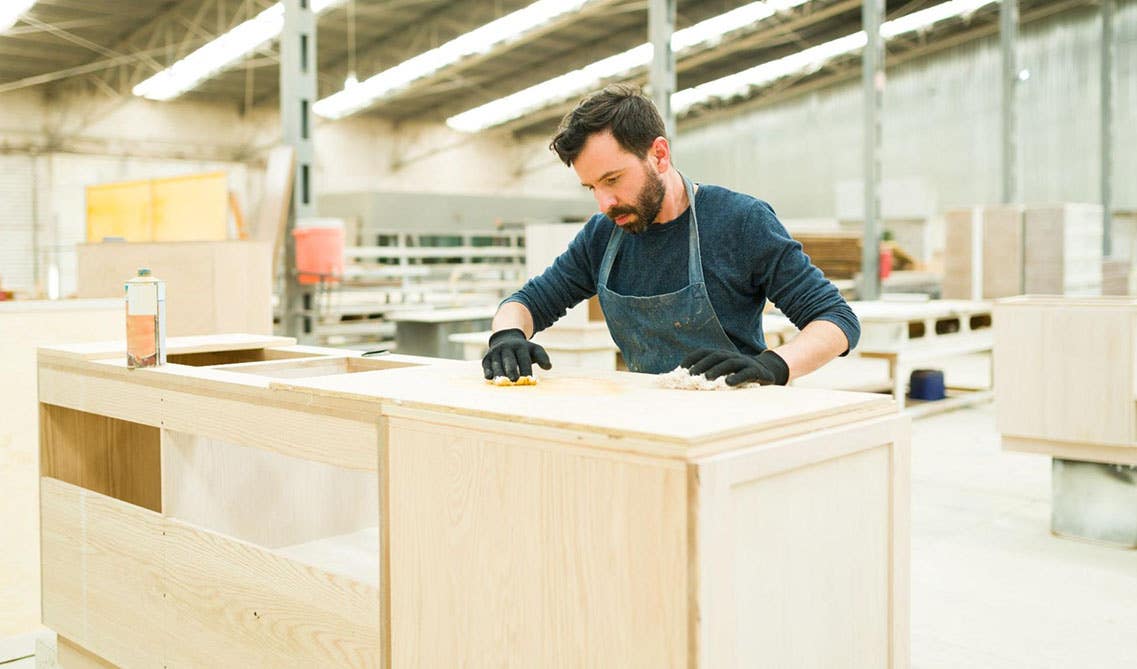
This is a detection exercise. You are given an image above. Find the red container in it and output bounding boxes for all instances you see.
[878,246,893,279]
[292,226,344,285]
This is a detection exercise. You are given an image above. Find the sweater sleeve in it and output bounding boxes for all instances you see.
[500,219,602,334]
[751,202,861,354]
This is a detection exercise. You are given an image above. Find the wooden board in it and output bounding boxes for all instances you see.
[944,206,1024,300]
[994,296,1137,448]
[0,300,121,642]
[693,414,909,667]
[86,172,228,243]
[275,362,896,453]
[40,405,161,512]
[254,146,296,280]
[385,416,688,667]
[75,241,272,336]
[1023,204,1103,295]
[41,477,380,668]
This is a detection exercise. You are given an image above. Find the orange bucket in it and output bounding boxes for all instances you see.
[292,226,344,285]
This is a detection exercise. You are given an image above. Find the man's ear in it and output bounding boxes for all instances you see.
[651,136,670,172]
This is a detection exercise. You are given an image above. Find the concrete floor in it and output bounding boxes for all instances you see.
[7,396,1137,668]
[911,403,1137,668]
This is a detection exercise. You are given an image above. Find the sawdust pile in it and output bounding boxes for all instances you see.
[655,366,734,391]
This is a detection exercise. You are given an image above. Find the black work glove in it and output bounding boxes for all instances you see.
[482,328,552,382]
[680,348,790,387]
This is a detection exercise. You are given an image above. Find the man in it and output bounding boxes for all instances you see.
[482,84,859,386]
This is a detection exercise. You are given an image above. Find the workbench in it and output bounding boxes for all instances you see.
[384,305,495,358]
[852,300,994,414]
[38,334,911,667]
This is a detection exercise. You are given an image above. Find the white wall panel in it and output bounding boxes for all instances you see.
[0,155,35,293]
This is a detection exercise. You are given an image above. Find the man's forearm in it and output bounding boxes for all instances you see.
[772,320,850,383]
[492,301,536,338]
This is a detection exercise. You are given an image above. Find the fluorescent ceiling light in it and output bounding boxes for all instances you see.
[675,0,997,114]
[314,0,591,120]
[446,0,810,133]
[448,0,997,133]
[1,0,37,33]
[133,0,341,101]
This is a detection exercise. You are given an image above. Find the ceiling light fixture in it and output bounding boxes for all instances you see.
[0,0,37,34]
[313,0,592,120]
[448,0,996,133]
[133,0,342,101]
[446,0,810,133]
[674,0,998,114]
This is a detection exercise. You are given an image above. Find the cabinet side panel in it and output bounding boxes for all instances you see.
[386,419,687,668]
[731,445,892,668]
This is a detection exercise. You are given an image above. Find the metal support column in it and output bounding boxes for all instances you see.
[861,0,884,300]
[1101,0,1114,256]
[280,0,317,340]
[648,0,676,141]
[1000,0,1019,204]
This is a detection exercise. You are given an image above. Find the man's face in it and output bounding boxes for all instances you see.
[573,130,666,235]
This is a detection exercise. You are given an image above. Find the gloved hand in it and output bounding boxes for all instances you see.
[482,328,552,382]
[680,348,789,386]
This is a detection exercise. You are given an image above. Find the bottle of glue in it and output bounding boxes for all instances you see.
[125,268,166,368]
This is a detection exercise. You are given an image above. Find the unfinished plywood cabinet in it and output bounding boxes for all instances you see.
[39,334,910,667]
[995,296,1137,464]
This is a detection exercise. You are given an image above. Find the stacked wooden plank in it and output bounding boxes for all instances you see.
[1102,258,1131,296]
[794,232,864,279]
[943,205,1024,300]
[1022,204,1103,295]
[944,203,1103,299]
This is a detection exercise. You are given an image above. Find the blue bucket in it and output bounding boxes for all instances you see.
[909,369,946,401]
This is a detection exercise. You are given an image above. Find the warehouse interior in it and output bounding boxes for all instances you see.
[2,0,1136,667]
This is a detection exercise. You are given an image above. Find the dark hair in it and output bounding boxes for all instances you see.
[549,84,666,166]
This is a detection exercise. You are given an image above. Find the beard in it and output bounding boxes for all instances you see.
[606,165,666,235]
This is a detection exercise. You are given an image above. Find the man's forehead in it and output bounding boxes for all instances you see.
[575,132,639,181]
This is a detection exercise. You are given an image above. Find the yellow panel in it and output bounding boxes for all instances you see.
[150,171,229,242]
[85,179,153,242]
[85,172,229,243]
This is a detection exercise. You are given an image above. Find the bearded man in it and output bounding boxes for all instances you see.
[483,84,859,387]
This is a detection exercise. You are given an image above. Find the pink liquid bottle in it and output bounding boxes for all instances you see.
[125,268,167,368]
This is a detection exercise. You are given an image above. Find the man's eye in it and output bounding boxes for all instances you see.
[606,177,619,185]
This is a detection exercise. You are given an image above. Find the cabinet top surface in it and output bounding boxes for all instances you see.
[274,361,895,447]
[39,334,896,453]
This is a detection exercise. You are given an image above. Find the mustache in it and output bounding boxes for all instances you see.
[607,206,637,218]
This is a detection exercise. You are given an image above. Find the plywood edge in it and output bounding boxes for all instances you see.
[38,334,298,362]
[381,405,690,463]
[38,358,381,421]
[1001,435,1137,466]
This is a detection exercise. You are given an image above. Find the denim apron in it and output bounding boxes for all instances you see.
[596,173,738,374]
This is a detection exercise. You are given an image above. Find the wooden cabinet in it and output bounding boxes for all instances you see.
[994,296,1137,464]
[75,241,272,336]
[39,334,910,667]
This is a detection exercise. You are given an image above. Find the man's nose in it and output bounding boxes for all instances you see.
[595,190,617,211]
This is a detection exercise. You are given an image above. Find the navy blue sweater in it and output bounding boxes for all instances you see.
[505,183,860,356]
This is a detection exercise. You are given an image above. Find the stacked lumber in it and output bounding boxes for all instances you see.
[1101,258,1130,296]
[944,204,1103,299]
[1023,203,1103,295]
[943,205,1024,300]
[794,232,864,279]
